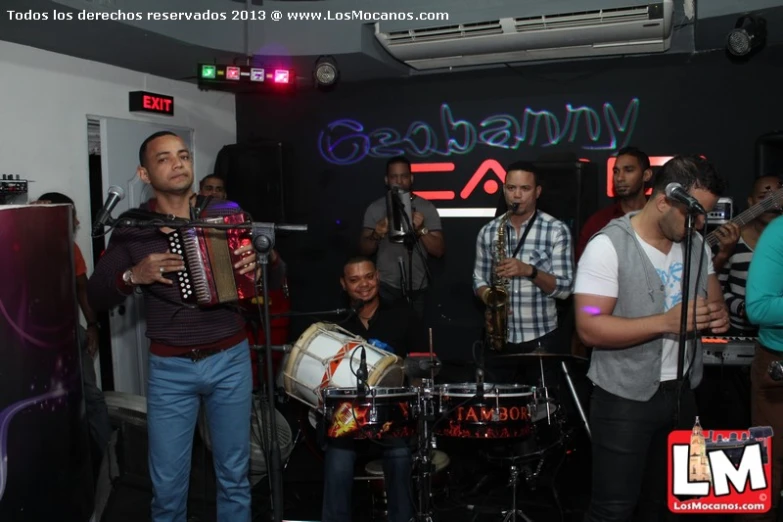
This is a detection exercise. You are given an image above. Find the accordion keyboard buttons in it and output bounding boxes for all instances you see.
[168,233,193,300]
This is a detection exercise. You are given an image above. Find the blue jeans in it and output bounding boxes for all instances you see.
[322,439,414,522]
[147,341,252,522]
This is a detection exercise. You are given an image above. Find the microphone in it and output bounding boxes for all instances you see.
[665,183,706,214]
[92,185,125,235]
[476,367,485,400]
[346,299,366,319]
[356,345,368,400]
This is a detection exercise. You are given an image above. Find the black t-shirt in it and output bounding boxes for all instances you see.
[341,300,427,356]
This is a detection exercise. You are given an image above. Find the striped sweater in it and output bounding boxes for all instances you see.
[87,198,284,357]
[718,237,758,335]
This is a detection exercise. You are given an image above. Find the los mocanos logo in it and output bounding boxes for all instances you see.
[668,418,773,514]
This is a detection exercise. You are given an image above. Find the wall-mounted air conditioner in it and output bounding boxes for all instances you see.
[375,1,674,70]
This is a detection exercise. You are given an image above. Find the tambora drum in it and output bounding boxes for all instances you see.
[435,383,536,439]
[282,322,404,409]
[323,387,417,439]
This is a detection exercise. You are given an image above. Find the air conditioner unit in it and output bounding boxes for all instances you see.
[375,1,674,71]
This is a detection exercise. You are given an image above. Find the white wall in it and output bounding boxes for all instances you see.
[0,40,237,273]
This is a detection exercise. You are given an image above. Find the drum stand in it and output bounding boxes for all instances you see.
[411,379,437,522]
[501,465,534,522]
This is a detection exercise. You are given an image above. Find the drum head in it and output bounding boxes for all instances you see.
[283,322,326,394]
[367,355,404,388]
[324,386,415,400]
[437,382,534,397]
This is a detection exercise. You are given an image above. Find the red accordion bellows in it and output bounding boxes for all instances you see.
[167,213,256,306]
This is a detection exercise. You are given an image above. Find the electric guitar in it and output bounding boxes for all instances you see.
[706,187,783,247]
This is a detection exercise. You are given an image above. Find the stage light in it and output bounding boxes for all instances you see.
[250,68,265,82]
[313,56,339,89]
[226,66,241,80]
[200,65,217,79]
[273,70,290,84]
[727,15,766,57]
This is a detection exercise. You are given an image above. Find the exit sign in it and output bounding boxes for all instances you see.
[129,91,174,116]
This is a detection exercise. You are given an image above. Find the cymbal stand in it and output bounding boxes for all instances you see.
[537,357,552,425]
[411,379,436,522]
[560,361,591,440]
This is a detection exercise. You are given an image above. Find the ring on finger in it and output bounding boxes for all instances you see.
[159,267,165,273]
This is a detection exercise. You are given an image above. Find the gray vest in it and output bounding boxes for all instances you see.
[586,214,708,401]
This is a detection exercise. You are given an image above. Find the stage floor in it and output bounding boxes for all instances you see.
[101,413,593,522]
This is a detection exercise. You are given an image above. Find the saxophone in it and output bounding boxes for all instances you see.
[484,210,512,351]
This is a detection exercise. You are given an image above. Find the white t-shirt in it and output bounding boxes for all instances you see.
[575,233,715,381]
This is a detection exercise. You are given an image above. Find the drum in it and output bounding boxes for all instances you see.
[283,322,404,409]
[323,387,418,439]
[435,383,536,439]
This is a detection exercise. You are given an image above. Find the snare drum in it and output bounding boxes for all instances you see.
[435,383,535,439]
[323,387,418,439]
[283,322,404,409]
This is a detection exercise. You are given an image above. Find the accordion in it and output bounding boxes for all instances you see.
[166,213,256,306]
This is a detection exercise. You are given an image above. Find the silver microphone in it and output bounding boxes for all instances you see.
[665,183,706,214]
[91,185,125,235]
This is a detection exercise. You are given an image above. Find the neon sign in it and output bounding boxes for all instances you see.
[412,160,509,218]
[318,98,640,166]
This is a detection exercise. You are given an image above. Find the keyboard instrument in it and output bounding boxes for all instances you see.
[701,336,757,366]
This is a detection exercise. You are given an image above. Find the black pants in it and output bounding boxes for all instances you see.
[379,282,426,320]
[585,380,697,522]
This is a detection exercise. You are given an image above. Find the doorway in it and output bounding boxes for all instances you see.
[86,116,194,396]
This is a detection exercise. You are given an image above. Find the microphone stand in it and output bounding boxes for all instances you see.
[251,222,291,522]
[393,191,423,307]
[110,215,307,522]
[675,211,696,425]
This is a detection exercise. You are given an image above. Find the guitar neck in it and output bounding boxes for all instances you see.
[707,190,783,246]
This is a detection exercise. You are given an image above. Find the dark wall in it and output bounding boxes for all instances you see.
[235,46,783,360]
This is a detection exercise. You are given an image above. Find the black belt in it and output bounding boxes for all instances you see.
[176,347,230,362]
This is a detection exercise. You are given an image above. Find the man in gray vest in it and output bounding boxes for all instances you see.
[359,156,445,318]
[575,155,730,521]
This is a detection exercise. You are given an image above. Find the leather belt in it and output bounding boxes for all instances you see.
[177,347,229,362]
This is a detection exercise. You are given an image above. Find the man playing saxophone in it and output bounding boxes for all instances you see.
[473,162,575,382]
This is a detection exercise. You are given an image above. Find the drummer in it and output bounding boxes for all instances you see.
[321,255,425,522]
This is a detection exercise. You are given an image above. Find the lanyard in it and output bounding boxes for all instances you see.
[507,211,537,259]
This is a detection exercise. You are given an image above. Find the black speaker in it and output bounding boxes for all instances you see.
[496,160,599,238]
[755,131,783,177]
[214,142,287,222]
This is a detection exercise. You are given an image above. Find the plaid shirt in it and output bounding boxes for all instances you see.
[473,210,574,343]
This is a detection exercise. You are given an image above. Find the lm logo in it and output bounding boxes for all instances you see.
[667,420,773,514]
